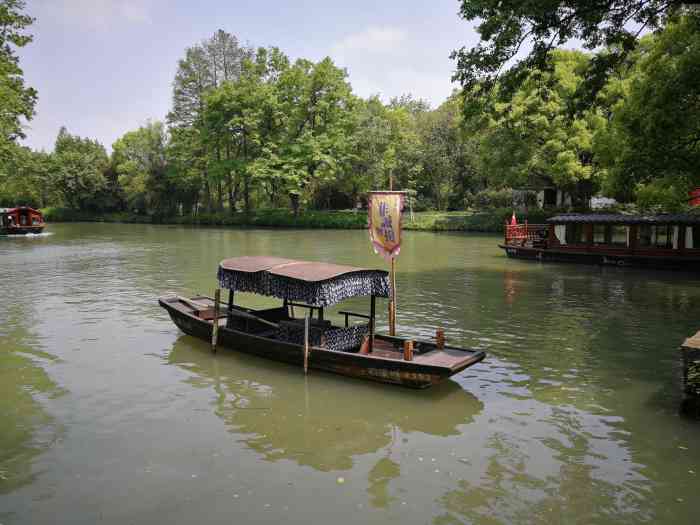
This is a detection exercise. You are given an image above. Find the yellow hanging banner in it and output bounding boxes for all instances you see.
[368,191,405,261]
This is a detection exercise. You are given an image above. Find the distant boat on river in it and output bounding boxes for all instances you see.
[500,213,700,271]
[0,206,46,235]
[159,256,485,388]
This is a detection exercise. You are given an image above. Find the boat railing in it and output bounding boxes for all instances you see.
[504,223,549,245]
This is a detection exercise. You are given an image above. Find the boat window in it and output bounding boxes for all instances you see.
[20,215,28,225]
[565,223,584,244]
[32,217,40,225]
[638,225,652,246]
[688,226,699,249]
[657,225,673,248]
[593,225,606,244]
[641,225,672,248]
[610,226,628,246]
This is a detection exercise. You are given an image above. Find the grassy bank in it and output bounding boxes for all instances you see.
[41,207,556,233]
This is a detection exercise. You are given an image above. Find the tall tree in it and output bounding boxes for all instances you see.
[471,50,606,204]
[451,0,687,115]
[112,121,174,215]
[0,0,37,160]
[51,127,110,211]
[594,14,700,209]
[167,30,251,212]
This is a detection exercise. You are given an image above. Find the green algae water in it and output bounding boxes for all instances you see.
[1,223,700,524]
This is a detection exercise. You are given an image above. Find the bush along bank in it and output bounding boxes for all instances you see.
[41,207,558,233]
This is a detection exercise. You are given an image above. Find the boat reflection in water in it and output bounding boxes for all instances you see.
[167,334,483,495]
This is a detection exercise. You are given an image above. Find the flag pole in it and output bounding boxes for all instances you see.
[389,174,397,336]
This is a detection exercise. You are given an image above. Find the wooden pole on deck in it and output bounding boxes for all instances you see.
[369,295,375,354]
[388,175,397,336]
[303,314,310,374]
[389,258,397,335]
[211,288,221,353]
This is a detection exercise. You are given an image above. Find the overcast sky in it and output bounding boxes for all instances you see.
[18,0,480,152]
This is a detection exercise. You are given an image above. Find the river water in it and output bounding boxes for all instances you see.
[1,223,699,524]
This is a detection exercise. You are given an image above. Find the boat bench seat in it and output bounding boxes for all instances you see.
[276,319,369,352]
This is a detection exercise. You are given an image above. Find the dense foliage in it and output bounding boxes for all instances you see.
[1,3,698,215]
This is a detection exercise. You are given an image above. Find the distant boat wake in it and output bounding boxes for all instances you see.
[0,232,54,238]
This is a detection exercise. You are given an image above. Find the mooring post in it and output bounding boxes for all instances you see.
[681,330,700,417]
[403,340,414,361]
[211,289,221,353]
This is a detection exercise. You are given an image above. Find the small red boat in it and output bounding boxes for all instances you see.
[0,206,46,235]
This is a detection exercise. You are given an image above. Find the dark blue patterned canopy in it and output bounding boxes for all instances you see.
[217,256,390,307]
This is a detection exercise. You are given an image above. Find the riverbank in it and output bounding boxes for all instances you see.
[41,207,554,233]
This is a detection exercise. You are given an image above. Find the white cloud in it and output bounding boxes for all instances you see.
[34,0,152,29]
[330,25,458,107]
[332,26,407,55]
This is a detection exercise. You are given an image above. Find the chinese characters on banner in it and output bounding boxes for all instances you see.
[368,191,405,261]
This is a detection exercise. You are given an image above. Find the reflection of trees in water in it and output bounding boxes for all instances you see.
[425,267,700,524]
[167,336,484,473]
[367,457,401,509]
[0,305,64,496]
[437,425,651,525]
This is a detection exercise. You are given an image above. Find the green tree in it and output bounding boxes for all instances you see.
[112,121,178,215]
[416,95,476,210]
[451,0,687,113]
[0,147,52,207]
[472,50,606,205]
[51,127,110,210]
[203,47,289,213]
[0,0,37,161]
[594,14,700,209]
[271,56,357,211]
[167,29,252,212]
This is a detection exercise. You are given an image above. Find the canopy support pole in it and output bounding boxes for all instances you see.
[211,288,221,353]
[227,289,234,327]
[303,314,310,374]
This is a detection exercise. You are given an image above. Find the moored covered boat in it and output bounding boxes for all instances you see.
[159,256,485,388]
[499,213,700,270]
[0,206,46,235]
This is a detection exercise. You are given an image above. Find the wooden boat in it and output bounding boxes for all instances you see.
[159,256,485,388]
[0,206,46,235]
[499,213,700,271]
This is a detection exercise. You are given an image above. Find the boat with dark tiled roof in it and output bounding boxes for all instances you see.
[159,256,485,388]
[499,213,700,270]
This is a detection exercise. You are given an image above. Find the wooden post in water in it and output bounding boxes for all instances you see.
[211,289,221,353]
[403,340,413,361]
[303,314,310,374]
[681,330,700,417]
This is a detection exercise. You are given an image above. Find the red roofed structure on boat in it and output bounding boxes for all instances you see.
[0,206,46,235]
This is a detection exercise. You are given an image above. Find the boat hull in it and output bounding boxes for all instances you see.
[499,244,700,271]
[1,226,45,235]
[159,297,484,389]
